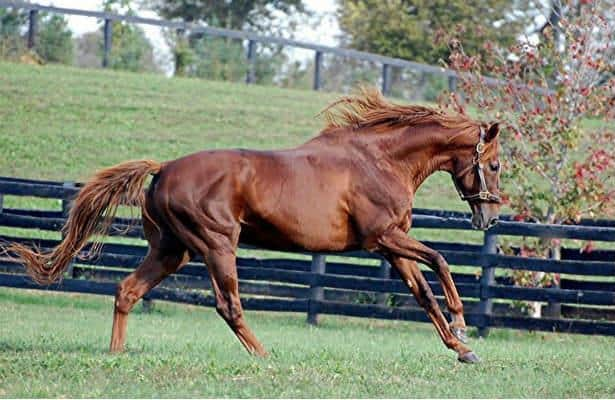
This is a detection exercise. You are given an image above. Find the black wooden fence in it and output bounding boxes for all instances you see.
[1,175,615,336]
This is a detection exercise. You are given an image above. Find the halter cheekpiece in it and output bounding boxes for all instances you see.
[453,126,501,203]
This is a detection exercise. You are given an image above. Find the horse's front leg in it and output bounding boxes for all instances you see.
[377,226,468,338]
[377,227,479,363]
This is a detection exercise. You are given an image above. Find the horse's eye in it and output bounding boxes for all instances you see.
[490,162,500,172]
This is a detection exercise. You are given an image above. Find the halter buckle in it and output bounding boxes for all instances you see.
[476,142,485,155]
[478,191,490,200]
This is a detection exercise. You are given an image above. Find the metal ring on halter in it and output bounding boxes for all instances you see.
[476,142,485,155]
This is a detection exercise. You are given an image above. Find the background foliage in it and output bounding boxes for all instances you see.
[101,0,157,72]
[152,0,307,83]
[437,0,615,315]
[336,0,530,64]
[0,8,73,64]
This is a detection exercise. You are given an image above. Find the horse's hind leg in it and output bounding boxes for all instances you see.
[206,251,267,356]
[159,192,265,355]
[110,235,188,353]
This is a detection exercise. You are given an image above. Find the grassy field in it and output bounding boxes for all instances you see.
[1,288,615,398]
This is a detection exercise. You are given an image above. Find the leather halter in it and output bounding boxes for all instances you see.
[453,127,501,203]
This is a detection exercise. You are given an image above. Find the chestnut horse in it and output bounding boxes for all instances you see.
[8,88,502,363]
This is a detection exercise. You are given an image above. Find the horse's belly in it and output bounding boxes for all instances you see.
[239,214,358,252]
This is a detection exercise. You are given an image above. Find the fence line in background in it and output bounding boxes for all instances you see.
[1,0,463,95]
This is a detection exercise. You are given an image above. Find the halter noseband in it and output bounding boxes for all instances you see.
[453,127,501,203]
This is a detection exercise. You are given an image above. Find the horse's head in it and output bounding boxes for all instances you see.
[451,123,502,230]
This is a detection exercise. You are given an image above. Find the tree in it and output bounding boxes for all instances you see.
[0,9,73,65]
[37,14,74,64]
[337,0,530,65]
[0,8,26,60]
[0,7,25,37]
[102,0,158,72]
[152,0,307,81]
[75,26,156,72]
[185,36,247,81]
[167,30,287,83]
[149,0,306,31]
[106,22,157,72]
[438,0,615,316]
[75,31,103,68]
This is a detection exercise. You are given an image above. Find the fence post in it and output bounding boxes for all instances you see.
[245,39,256,84]
[102,18,112,68]
[448,75,457,93]
[544,246,562,318]
[27,9,38,49]
[376,259,391,305]
[381,63,391,95]
[174,28,186,77]
[313,51,323,91]
[307,254,326,324]
[62,182,76,278]
[448,74,467,104]
[478,231,497,337]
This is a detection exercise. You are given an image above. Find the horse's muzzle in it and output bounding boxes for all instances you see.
[471,214,499,231]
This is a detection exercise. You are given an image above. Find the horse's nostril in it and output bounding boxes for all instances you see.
[488,218,498,227]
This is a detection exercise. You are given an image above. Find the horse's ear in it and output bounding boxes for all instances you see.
[485,122,499,142]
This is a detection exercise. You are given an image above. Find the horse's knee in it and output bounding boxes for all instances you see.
[115,282,137,314]
[215,301,227,319]
[216,297,243,327]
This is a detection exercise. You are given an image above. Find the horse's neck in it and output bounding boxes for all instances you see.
[312,124,461,192]
[372,124,458,191]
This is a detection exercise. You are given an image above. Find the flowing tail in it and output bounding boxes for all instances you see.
[5,159,162,285]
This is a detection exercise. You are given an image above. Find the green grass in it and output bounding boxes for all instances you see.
[1,288,615,398]
[0,63,332,178]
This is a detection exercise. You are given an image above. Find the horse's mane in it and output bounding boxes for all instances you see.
[320,87,478,132]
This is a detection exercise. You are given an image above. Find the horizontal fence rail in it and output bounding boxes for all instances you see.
[1,176,615,336]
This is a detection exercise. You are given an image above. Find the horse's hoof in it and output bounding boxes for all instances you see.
[458,351,481,363]
[451,327,469,344]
